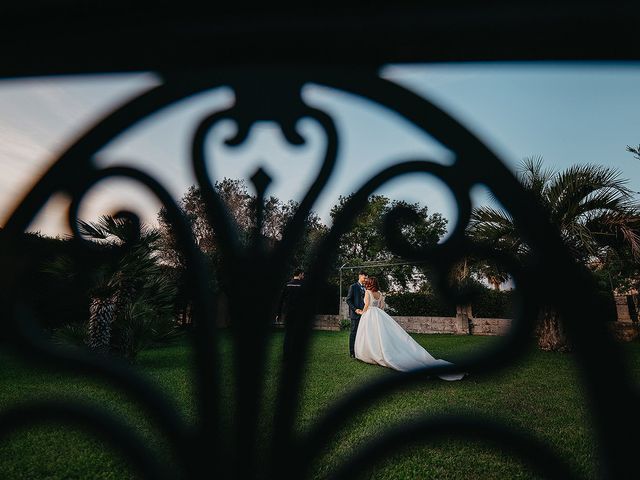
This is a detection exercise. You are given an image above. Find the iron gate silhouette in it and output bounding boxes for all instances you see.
[1,3,639,479]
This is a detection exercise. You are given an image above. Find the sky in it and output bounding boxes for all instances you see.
[1,62,639,238]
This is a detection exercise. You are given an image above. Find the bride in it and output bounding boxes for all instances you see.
[354,277,465,381]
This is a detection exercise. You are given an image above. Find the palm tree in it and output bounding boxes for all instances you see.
[46,214,177,358]
[480,261,510,291]
[469,156,640,351]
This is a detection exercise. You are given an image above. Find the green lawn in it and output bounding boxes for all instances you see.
[1,331,638,479]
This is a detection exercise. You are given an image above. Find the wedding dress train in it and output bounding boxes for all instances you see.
[354,291,465,381]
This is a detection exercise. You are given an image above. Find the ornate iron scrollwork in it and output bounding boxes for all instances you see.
[1,69,637,479]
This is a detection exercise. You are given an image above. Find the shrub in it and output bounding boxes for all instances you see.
[472,289,515,318]
[385,292,456,317]
[52,296,183,363]
[385,288,515,318]
[50,323,88,349]
[109,274,181,361]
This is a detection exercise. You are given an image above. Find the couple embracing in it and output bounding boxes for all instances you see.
[346,271,465,381]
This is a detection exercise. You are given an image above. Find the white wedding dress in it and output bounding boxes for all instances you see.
[354,290,465,381]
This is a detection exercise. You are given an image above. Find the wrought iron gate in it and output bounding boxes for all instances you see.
[1,3,639,479]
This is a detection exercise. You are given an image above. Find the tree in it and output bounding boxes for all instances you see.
[330,194,448,291]
[158,178,326,261]
[278,199,328,272]
[1,231,92,330]
[156,178,329,318]
[448,254,510,292]
[45,214,177,359]
[469,156,640,351]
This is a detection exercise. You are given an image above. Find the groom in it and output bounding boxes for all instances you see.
[345,270,367,358]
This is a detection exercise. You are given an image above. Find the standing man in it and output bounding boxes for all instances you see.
[276,268,305,362]
[345,270,367,358]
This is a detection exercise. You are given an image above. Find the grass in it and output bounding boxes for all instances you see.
[1,331,638,479]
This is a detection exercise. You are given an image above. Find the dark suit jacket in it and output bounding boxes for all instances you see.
[277,278,304,322]
[345,282,365,320]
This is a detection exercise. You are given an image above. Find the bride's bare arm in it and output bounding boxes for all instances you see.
[362,290,370,314]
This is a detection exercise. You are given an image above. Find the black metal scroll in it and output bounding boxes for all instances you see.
[1,69,637,479]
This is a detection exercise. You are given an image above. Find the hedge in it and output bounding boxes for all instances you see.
[471,289,515,318]
[385,292,456,317]
[385,289,515,318]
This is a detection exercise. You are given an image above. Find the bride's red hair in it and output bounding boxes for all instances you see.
[365,277,380,292]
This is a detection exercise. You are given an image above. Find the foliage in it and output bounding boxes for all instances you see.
[339,318,351,331]
[51,277,181,362]
[468,156,640,291]
[110,266,181,361]
[158,178,326,260]
[329,194,447,290]
[45,215,180,361]
[469,156,640,267]
[157,181,450,319]
[50,323,88,348]
[592,245,640,294]
[157,178,328,314]
[385,292,456,317]
[1,231,96,330]
[471,289,515,318]
[384,283,514,318]
[627,144,640,161]
[468,156,640,350]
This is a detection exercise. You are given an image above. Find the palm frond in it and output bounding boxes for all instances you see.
[77,217,110,240]
[51,323,88,348]
[547,164,632,226]
[517,156,555,202]
[469,206,515,238]
[471,156,640,283]
[78,214,147,245]
[562,222,601,261]
[41,255,78,281]
[586,209,640,260]
[468,206,526,254]
[626,144,640,161]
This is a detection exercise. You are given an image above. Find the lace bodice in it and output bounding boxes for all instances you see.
[367,290,384,308]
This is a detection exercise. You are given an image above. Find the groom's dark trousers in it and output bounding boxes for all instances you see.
[345,282,365,356]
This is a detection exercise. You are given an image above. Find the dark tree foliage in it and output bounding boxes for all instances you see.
[329,194,448,291]
[40,216,179,361]
[157,178,328,321]
[384,279,515,319]
[0,230,113,331]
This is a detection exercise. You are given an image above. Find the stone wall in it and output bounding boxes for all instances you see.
[314,313,511,336]
[392,316,470,335]
[314,294,640,341]
[313,315,341,331]
[470,318,513,336]
[337,297,511,335]
[256,294,637,340]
